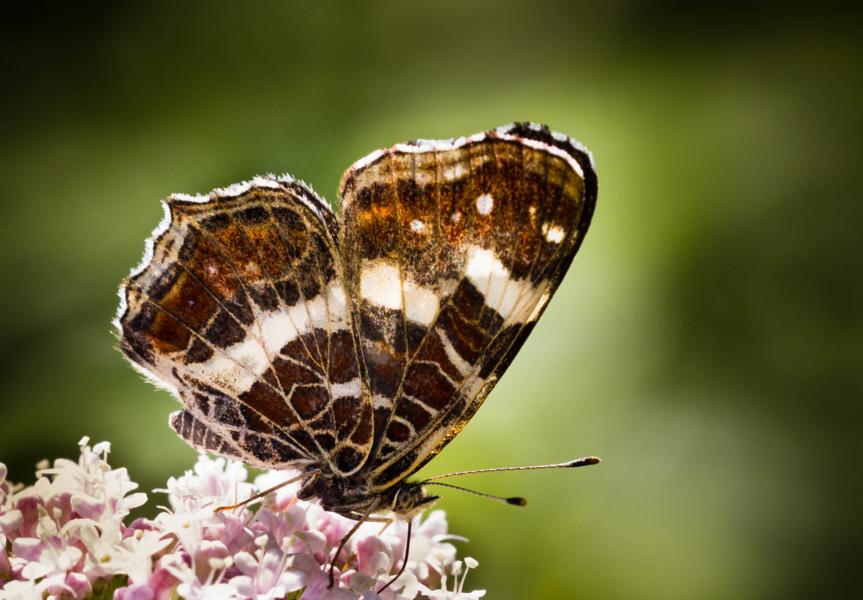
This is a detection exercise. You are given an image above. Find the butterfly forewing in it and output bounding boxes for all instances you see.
[117,179,374,474]
[338,124,596,490]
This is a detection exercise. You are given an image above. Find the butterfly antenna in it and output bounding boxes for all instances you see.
[420,456,601,483]
[423,481,528,506]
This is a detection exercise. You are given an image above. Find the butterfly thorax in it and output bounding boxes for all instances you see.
[297,468,438,519]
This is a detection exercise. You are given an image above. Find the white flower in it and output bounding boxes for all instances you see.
[160,453,254,514]
[418,556,485,599]
[0,438,152,598]
[0,441,485,600]
[228,547,306,598]
[0,579,42,600]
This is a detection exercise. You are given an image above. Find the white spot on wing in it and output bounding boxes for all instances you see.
[306,293,330,329]
[443,163,467,181]
[360,260,439,325]
[438,330,472,376]
[465,245,545,325]
[331,378,361,399]
[326,282,349,328]
[372,394,393,409]
[403,283,439,326]
[227,337,269,373]
[543,224,565,243]
[476,193,494,215]
[465,246,502,283]
[527,290,551,322]
[184,342,262,395]
[438,278,459,297]
[260,311,298,355]
[361,261,402,310]
[410,219,425,233]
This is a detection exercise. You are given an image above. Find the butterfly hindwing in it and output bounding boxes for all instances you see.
[338,123,597,490]
[117,178,374,474]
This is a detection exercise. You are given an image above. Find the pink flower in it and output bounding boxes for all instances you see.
[0,441,485,600]
[228,548,306,598]
[0,438,157,599]
[419,557,486,599]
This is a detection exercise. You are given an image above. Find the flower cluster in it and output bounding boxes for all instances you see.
[0,438,484,600]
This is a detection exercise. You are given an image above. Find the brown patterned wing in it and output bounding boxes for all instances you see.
[116,176,374,475]
[338,123,597,491]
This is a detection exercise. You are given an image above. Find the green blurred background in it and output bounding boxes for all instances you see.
[2,2,860,598]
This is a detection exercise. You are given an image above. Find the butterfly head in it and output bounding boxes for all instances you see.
[385,480,440,517]
[297,468,438,519]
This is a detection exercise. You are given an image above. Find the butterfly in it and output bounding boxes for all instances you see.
[115,122,598,588]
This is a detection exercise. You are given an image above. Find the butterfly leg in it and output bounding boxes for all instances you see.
[214,474,303,513]
[328,504,379,589]
[365,515,394,529]
[377,518,412,593]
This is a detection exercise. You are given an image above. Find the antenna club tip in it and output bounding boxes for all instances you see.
[507,497,528,507]
[568,456,602,468]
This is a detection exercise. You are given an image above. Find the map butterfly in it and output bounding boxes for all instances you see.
[115,123,598,578]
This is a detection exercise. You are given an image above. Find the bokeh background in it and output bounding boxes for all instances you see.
[2,2,860,598]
